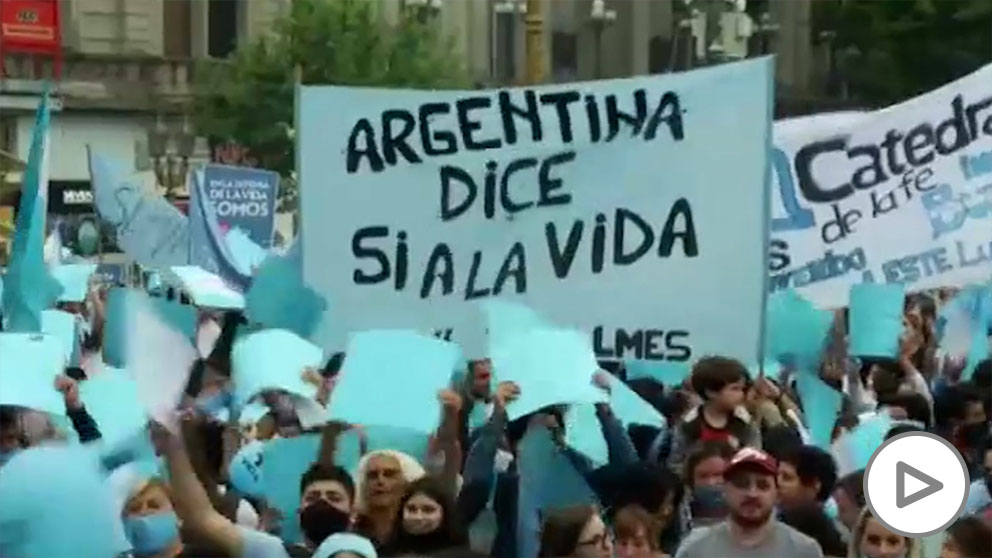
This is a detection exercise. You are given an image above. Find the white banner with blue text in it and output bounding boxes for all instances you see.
[770,64,992,308]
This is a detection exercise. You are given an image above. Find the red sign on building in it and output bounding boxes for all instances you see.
[0,0,61,73]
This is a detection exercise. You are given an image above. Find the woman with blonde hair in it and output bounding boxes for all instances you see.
[847,508,920,558]
[352,449,427,546]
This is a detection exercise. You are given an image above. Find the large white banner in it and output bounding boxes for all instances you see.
[771,65,992,308]
[299,59,772,362]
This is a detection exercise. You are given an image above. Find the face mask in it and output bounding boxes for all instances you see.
[299,499,351,545]
[195,390,232,418]
[690,485,728,523]
[123,511,179,556]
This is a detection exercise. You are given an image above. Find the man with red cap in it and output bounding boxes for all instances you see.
[674,447,824,557]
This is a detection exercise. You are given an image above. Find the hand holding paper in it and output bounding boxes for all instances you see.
[0,333,67,416]
[232,329,324,406]
[491,328,606,420]
[328,330,461,434]
[849,283,905,358]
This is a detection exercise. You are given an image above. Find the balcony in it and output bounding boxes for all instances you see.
[1,51,198,112]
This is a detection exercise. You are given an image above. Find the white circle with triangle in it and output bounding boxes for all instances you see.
[864,431,970,538]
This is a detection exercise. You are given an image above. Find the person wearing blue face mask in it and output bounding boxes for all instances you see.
[121,478,184,558]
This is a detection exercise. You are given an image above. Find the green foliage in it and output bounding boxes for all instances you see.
[813,0,992,107]
[192,0,470,210]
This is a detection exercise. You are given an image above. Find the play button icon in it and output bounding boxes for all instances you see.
[896,461,943,508]
[865,432,970,538]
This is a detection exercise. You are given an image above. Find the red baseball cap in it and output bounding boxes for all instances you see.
[725,447,778,477]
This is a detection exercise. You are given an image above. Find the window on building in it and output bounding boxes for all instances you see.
[0,115,15,155]
[207,0,241,59]
[551,31,577,83]
[648,35,673,74]
[164,0,192,58]
[492,10,517,85]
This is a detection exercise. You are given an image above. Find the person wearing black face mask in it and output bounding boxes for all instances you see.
[293,463,357,553]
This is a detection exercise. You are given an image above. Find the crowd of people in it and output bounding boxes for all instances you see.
[0,286,990,558]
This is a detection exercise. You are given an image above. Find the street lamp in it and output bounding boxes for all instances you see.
[148,115,194,200]
[590,0,616,79]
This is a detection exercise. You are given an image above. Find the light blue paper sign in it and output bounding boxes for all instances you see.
[166,266,245,310]
[747,360,782,380]
[624,359,691,388]
[482,299,551,357]
[607,374,665,428]
[147,295,198,342]
[565,373,664,467]
[87,150,190,268]
[300,61,772,364]
[232,329,322,406]
[0,333,67,415]
[795,372,843,450]
[849,283,906,358]
[329,330,462,434]
[103,288,129,367]
[52,264,97,303]
[262,434,320,544]
[564,404,608,467]
[229,440,265,498]
[245,252,328,340]
[493,329,606,420]
[41,309,80,367]
[832,412,893,476]
[764,290,833,367]
[518,424,597,510]
[0,445,120,558]
[79,370,149,451]
[2,91,62,333]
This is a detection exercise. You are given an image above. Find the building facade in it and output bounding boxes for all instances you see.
[1,0,827,224]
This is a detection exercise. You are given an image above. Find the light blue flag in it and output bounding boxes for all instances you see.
[329,330,462,434]
[261,434,320,544]
[493,328,607,420]
[246,252,329,340]
[518,424,597,510]
[51,263,97,303]
[0,333,66,415]
[87,149,190,268]
[482,299,551,357]
[764,290,834,368]
[940,285,992,381]
[795,372,843,450]
[849,283,906,358]
[625,359,691,388]
[165,265,245,310]
[232,329,323,406]
[1,89,63,332]
[41,309,80,367]
[228,440,265,499]
[79,369,148,451]
[0,445,120,558]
